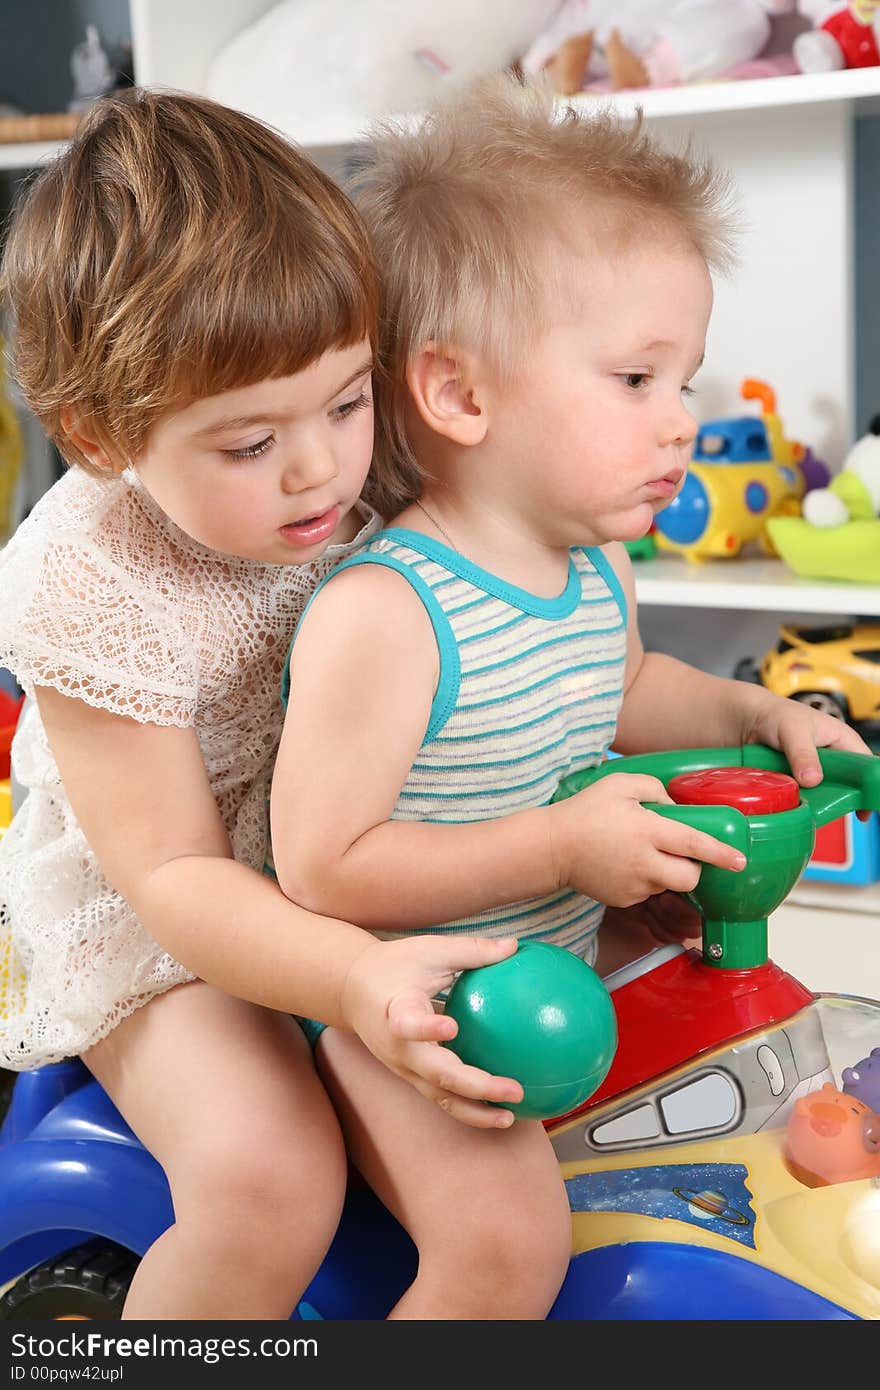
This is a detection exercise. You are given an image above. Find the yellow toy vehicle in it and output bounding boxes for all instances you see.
[748,622,880,729]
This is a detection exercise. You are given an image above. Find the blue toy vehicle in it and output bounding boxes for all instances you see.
[2,745,880,1320]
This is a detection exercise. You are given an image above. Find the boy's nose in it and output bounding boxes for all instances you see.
[664,400,698,449]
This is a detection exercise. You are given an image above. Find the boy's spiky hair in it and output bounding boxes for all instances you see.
[2,88,378,472]
[353,73,737,516]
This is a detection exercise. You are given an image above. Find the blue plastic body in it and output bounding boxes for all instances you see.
[0,1061,858,1321]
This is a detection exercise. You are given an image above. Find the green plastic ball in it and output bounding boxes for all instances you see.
[444,940,618,1120]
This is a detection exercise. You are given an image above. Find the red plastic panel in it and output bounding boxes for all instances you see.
[668,766,800,814]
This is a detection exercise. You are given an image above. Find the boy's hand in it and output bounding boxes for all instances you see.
[550,772,746,908]
[339,934,525,1129]
[742,690,873,801]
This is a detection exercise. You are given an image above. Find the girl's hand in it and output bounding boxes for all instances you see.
[742,689,873,792]
[339,934,525,1129]
[549,772,746,908]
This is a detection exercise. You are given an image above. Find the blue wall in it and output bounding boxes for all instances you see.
[0,0,131,114]
[855,114,880,431]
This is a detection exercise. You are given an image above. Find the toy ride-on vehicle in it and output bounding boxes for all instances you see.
[1,745,880,1320]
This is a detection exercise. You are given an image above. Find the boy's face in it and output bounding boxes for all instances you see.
[133,341,374,563]
[491,238,712,548]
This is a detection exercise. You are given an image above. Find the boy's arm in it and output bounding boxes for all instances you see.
[272,564,564,929]
[605,543,872,778]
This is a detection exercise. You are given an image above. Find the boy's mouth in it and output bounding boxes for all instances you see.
[646,469,685,500]
[279,505,340,547]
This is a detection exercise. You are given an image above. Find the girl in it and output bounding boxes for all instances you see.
[0,89,519,1320]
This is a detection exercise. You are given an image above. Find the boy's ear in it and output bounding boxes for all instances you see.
[406,344,489,447]
[59,407,124,474]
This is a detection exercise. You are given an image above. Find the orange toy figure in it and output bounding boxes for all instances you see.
[784,1082,880,1187]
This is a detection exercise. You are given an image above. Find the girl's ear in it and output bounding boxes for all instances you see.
[405,343,489,447]
[59,407,125,474]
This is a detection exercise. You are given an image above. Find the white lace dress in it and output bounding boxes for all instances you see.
[0,467,380,1068]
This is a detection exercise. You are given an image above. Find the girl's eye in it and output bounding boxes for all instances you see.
[224,435,273,462]
[622,373,650,390]
[682,384,696,398]
[332,391,371,422]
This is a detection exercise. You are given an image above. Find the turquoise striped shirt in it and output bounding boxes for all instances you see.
[282,528,628,965]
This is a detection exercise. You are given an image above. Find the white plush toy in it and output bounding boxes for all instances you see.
[801,417,880,527]
[206,0,561,145]
[520,0,797,94]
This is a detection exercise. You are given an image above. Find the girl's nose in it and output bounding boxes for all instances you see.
[281,445,338,493]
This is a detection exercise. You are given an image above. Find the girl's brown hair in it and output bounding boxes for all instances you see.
[2,88,379,471]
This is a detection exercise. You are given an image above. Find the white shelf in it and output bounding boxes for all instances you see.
[633,554,880,616]
[212,66,880,148]
[0,140,68,171]
[770,897,880,997]
[788,876,880,914]
[571,64,880,123]
[2,67,880,167]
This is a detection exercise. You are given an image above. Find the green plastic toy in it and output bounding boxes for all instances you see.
[554,744,880,971]
[766,516,880,584]
[444,939,617,1120]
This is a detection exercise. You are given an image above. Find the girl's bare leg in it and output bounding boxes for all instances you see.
[316,1027,572,1320]
[84,981,346,1320]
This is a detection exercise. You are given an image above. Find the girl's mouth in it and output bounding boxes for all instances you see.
[279,506,340,547]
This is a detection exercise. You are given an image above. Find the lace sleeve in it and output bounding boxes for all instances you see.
[0,532,198,726]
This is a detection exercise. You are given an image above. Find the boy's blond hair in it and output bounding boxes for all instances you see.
[353,75,736,516]
[2,89,378,472]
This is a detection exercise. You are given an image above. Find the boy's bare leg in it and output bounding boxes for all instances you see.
[84,981,346,1320]
[316,1028,572,1320]
[596,891,702,977]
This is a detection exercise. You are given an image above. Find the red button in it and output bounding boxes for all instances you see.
[667,767,800,814]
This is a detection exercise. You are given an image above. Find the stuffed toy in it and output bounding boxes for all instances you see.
[793,1,880,72]
[801,416,880,527]
[206,0,560,145]
[521,1,796,95]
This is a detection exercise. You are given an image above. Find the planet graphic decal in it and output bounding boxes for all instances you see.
[672,1187,751,1226]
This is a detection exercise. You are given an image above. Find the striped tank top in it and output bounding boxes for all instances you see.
[286,528,628,964]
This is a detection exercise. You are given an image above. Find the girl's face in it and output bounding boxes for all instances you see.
[134,341,375,563]
[486,242,712,549]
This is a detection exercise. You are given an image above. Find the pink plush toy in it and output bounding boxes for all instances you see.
[522,0,796,94]
[794,1,880,72]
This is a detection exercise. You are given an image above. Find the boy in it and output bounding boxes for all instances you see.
[271,76,870,1318]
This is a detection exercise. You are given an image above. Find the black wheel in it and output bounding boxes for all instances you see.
[733,656,761,685]
[0,1239,139,1319]
[791,690,849,722]
[0,1068,15,1126]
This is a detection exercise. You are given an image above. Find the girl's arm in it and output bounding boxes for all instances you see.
[35,683,375,1021]
[272,563,566,930]
[605,542,871,777]
[34,684,525,1127]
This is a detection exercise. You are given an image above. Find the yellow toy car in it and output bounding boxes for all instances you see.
[747,622,880,728]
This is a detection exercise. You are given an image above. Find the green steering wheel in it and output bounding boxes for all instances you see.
[552,745,880,969]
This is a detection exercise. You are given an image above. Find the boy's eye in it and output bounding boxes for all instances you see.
[224,435,274,462]
[682,384,697,398]
[621,373,651,390]
[332,391,371,422]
